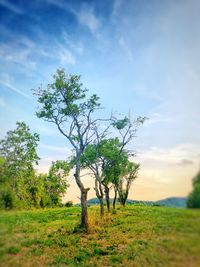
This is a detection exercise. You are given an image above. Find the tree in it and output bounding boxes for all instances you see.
[102,151,128,210]
[34,69,102,230]
[43,160,69,206]
[0,122,40,208]
[101,115,145,211]
[80,137,121,216]
[193,171,200,185]
[100,138,123,212]
[187,171,200,209]
[79,143,105,216]
[117,161,139,206]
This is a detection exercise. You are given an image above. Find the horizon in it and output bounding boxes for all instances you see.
[0,0,200,202]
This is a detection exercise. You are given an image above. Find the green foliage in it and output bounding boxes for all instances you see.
[117,161,139,206]
[44,160,69,206]
[35,69,101,149]
[0,121,39,173]
[112,116,129,130]
[0,122,40,209]
[0,122,69,210]
[0,185,15,209]
[65,201,73,207]
[187,171,200,209]
[193,170,200,186]
[187,184,200,208]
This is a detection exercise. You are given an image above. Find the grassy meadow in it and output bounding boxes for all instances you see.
[0,205,200,267]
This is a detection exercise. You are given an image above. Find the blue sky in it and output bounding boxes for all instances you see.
[0,0,200,201]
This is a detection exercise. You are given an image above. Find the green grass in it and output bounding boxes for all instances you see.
[0,205,200,266]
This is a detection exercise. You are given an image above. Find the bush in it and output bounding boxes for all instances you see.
[0,186,15,209]
[187,184,200,208]
[65,201,73,207]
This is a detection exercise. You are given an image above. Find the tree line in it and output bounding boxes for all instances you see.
[0,122,69,209]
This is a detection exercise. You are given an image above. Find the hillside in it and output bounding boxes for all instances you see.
[87,197,187,208]
[0,205,200,266]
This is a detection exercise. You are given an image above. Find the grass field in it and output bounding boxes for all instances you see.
[0,205,200,267]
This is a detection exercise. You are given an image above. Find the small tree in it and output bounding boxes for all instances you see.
[193,171,200,185]
[0,122,40,208]
[187,171,200,209]
[118,161,139,206]
[44,160,69,206]
[80,137,121,215]
[103,151,128,210]
[34,69,102,230]
[101,115,145,211]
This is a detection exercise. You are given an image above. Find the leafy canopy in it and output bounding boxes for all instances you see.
[35,69,101,150]
[0,121,39,176]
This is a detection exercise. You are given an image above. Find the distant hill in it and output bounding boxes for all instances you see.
[157,197,187,208]
[87,197,187,208]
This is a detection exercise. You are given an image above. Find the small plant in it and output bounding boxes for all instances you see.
[65,201,73,207]
[7,246,20,254]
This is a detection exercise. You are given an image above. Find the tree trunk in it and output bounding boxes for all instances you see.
[104,185,110,212]
[74,156,90,230]
[99,196,104,217]
[80,188,89,230]
[113,186,117,210]
[121,198,126,207]
[94,179,104,217]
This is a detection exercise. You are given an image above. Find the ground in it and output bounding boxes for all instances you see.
[0,205,200,267]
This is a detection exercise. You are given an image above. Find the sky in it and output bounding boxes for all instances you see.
[0,0,200,203]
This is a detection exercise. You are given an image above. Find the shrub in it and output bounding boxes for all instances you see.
[0,186,15,209]
[187,184,200,208]
[65,201,73,207]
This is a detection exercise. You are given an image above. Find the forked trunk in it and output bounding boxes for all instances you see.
[94,179,104,216]
[74,156,90,230]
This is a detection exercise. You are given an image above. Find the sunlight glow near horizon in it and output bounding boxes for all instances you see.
[0,0,200,201]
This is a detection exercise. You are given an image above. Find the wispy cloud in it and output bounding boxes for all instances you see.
[0,74,30,99]
[112,0,123,18]
[137,143,200,167]
[45,0,99,34]
[0,0,23,14]
[40,144,71,155]
[0,97,8,108]
[58,45,76,65]
[145,113,172,126]
[76,4,100,34]
[119,36,133,62]
[0,42,36,70]
[63,31,84,55]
